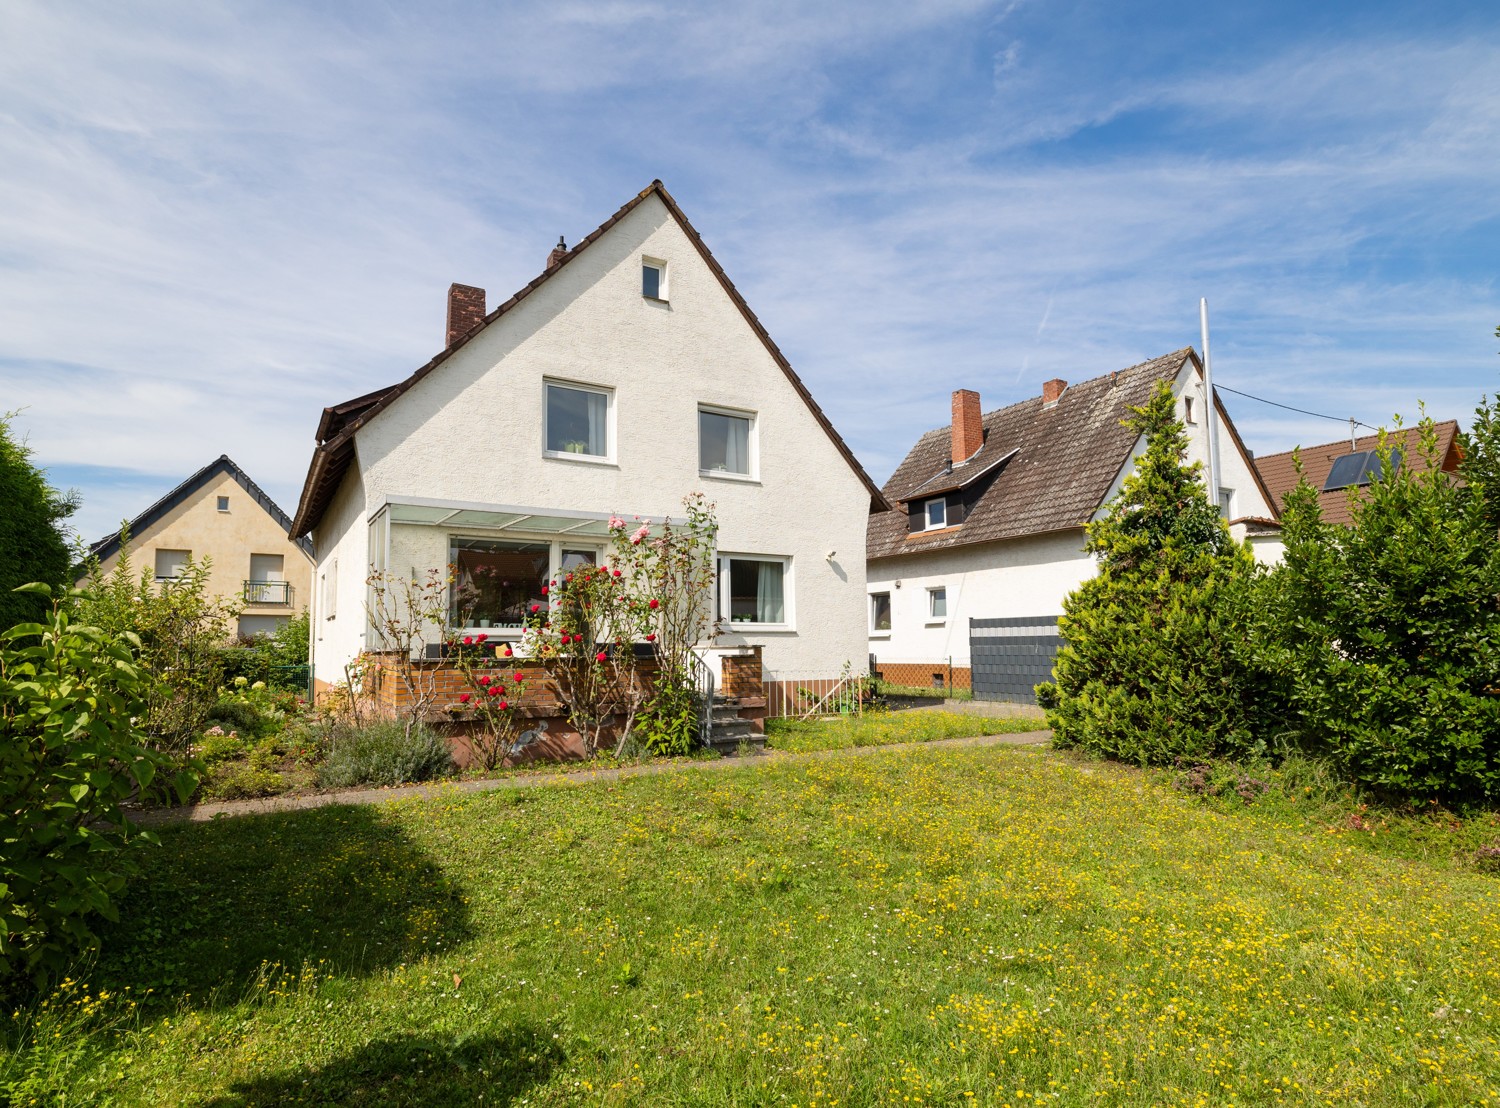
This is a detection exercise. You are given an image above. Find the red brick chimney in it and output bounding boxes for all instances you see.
[1042,378,1067,405]
[951,389,983,465]
[547,236,568,269]
[446,283,486,348]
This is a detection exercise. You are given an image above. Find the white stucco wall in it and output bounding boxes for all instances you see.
[308,191,874,686]
[866,529,1092,669]
[309,456,369,686]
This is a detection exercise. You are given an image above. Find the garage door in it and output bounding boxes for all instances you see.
[969,616,1063,703]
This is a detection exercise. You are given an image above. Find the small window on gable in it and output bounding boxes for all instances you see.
[1218,487,1234,518]
[925,497,948,530]
[1184,397,1196,424]
[217,495,230,512]
[642,258,667,301]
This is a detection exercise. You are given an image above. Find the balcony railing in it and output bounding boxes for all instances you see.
[243,580,294,606]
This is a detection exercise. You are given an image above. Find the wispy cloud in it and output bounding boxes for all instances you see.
[1,0,1496,541]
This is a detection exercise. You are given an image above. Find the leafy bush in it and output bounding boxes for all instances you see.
[75,539,238,757]
[316,720,455,789]
[1043,382,1278,765]
[1261,417,1500,802]
[0,414,77,634]
[219,609,311,692]
[0,586,194,988]
[637,681,700,757]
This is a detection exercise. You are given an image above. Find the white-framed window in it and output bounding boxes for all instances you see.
[925,497,948,530]
[642,257,667,301]
[217,495,230,512]
[870,591,892,634]
[544,380,613,461]
[322,558,338,621]
[718,554,791,629]
[927,586,947,622]
[1218,487,1234,518]
[1184,397,1196,424]
[699,405,755,478]
[154,548,190,581]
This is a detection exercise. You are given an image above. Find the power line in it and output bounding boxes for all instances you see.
[1215,384,1378,432]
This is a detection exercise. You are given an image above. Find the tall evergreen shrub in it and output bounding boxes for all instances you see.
[1266,417,1500,801]
[1040,382,1274,763]
[0,414,77,632]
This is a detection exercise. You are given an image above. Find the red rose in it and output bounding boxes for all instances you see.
[498,699,508,710]
[462,635,473,645]
[513,673,524,683]
[503,646,513,657]
[530,604,540,613]
[541,586,548,596]
[649,598,660,609]
[646,633,656,642]
[487,686,500,697]
[478,675,491,686]
[476,633,488,643]
[595,651,608,662]
[458,693,471,704]
[613,570,621,578]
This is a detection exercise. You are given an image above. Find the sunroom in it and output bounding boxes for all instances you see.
[366,495,794,641]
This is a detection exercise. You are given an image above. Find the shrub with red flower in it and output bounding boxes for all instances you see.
[446,639,530,771]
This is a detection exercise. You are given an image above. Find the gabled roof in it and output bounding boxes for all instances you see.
[88,455,313,563]
[1254,421,1463,527]
[868,349,1204,560]
[290,180,890,537]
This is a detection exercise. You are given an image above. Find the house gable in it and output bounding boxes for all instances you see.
[291,181,888,538]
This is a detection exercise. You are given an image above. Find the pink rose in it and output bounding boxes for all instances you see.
[609,515,625,529]
[630,525,650,545]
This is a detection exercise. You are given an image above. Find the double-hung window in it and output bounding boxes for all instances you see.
[699,406,754,477]
[719,555,790,628]
[545,381,611,460]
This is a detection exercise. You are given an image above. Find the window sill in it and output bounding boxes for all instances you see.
[925,619,947,627]
[870,630,891,639]
[700,470,759,484]
[725,623,795,634]
[543,451,616,467]
[643,295,670,305]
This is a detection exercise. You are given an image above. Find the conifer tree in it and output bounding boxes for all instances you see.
[0,413,77,631]
[1041,381,1272,763]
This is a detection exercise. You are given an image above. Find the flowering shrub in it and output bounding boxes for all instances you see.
[446,634,531,770]
[524,563,653,755]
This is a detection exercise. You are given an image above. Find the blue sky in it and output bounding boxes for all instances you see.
[2,0,1496,544]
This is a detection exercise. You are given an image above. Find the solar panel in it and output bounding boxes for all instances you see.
[1324,452,1371,491]
[1324,448,1404,491]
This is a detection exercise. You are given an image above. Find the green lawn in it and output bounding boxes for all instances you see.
[8,731,1500,1106]
[764,709,1042,752]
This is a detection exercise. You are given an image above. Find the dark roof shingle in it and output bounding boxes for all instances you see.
[867,349,1196,560]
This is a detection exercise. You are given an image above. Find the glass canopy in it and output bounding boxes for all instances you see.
[383,500,617,538]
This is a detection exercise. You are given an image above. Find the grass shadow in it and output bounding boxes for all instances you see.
[194,1027,562,1107]
[94,804,472,1007]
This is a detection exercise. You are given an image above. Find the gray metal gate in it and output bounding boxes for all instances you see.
[969,616,1063,703]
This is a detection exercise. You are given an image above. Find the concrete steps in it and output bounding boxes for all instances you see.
[705,696,765,756]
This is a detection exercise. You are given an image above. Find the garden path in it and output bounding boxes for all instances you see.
[134,729,1050,826]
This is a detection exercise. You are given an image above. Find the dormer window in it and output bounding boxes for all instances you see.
[925,497,948,530]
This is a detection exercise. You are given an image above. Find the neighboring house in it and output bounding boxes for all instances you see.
[84,455,315,640]
[289,180,888,694]
[866,349,1279,699]
[1253,422,1463,526]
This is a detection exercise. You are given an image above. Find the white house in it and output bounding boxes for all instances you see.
[865,349,1280,698]
[290,181,889,693]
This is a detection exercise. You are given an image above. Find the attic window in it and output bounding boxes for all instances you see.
[1324,449,1402,492]
[925,498,948,530]
[217,495,230,512]
[642,258,667,301]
